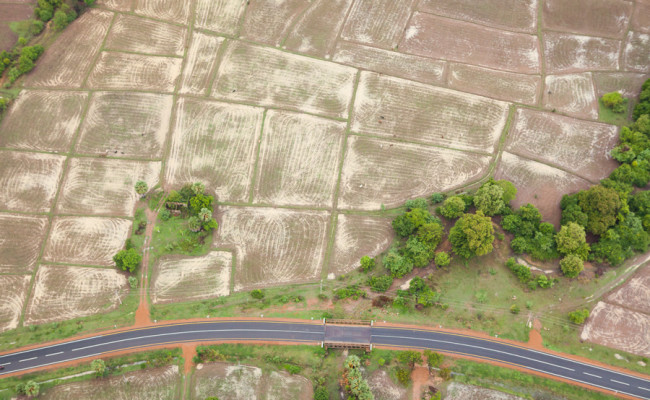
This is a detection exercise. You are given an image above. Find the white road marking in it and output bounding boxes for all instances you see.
[19,357,37,362]
[639,386,650,391]
[0,362,10,365]
[583,372,601,378]
[46,352,64,357]
[611,379,629,386]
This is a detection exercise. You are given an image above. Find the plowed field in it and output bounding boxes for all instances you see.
[0,275,30,332]
[582,301,650,357]
[0,214,48,274]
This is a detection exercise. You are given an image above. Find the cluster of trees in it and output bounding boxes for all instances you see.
[340,355,374,400]
[165,182,218,233]
[602,91,628,114]
[505,258,555,290]
[502,204,557,261]
[35,0,95,29]
[2,44,44,83]
[393,276,440,309]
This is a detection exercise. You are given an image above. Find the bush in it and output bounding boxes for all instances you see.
[440,196,466,219]
[510,304,520,314]
[250,289,265,299]
[334,285,366,300]
[313,387,329,400]
[568,308,590,324]
[396,367,411,386]
[53,10,69,30]
[128,276,138,289]
[602,91,627,113]
[505,258,532,283]
[405,197,428,210]
[560,254,584,278]
[430,193,445,204]
[113,248,141,273]
[434,251,450,267]
[159,208,171,221]
[368,275,393,292]
[360,255,375,272]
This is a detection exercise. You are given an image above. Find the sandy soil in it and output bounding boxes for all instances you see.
[56,158,161,216]
[623,32,650,73]
[367,369,408,400]
[542,0,632,39]
[330,214,394,275]
[607,265,650,314]
[25,264,129,325]
[133,0,189,24]
[212,41,357,118]
[266,370,313,400]
[43,216,132,266]
[0,151,66,213]
[76,92,172,159]
[215,206,330,291]
[164,97,264,203]
[543,32,621,74]
[0,90,88,152]
[253,110,346,207]
[0,213,48,274]
[581,301,650,357]
[542,73,599,120]
[25,9,113,88]
[0,275,31,333]
[505,108,619,182]
[104,14,187,56]
[445,382,525,400]
[341,0,416,50]
[151,251,232,304]
[194,0,247,36]
[352,72,509,153]
[179,32,224,96]
[338,136,491,210]
[240,0,310,46]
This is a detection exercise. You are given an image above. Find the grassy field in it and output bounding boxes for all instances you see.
[598,98,630,125]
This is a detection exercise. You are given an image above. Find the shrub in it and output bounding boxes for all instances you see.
[560,254,584,278]
[360,255,375,272]
[250,289,265,299]
[159,208,171,221]
[368,275,393,292]
[434,251,450,267]
[430,193,445,204]
[396,367,411,386]
[505,258,532,283]
[53,10,69,30]
[568,308,590,324]
[602,91,627,113]
[128,276,138,289]
[440,196,466,219]
[510,304,520,314]
[405,198,428,210]
[334,285,366,300]
[423,350,444,368]
[314,387,329,400]
[113,248,141,273]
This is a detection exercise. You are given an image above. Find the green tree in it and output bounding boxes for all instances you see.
[404,237,434,268]
[135,180,148,197]
[191,181,205,196]
[423,350,444,369]
[25,381,39,397]
[342,355,374,400]
[449,212,495,259]
[250,289,264,299]
[560,254,584,278]
[568,308,590,324]
[405,198,428,210]
[91,359,107,377]
[383,249,413,278]
[430,193,445,204]
[439,196,466,219]
[367,275,393,292]
[495,179,517,204]
[556,222,590,260]
[474,182,505,216]
[189,193,213,215]
[398,350,422,369]
[602,91,627,113]
[53,9,69,30]
[416,221,444,250]
[434,251,450,267]
[113,248,141,273]
[188,216,202,232]
[360,255,375,272]
[577,185,622,235]
[198,207,212,222]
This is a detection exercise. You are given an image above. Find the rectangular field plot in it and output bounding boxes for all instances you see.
[240,0,311,46]
[134,0,189,24]
[401,13,540,74]
[330,214,394,275]
[0,214,48,274]
[607,267,650,314]
[542,0,632,39]
[332,42,446,86]
[494,152,591,227]
[352,72,508,152]
[164,98,263,203]
[195,0,246,36]
[86,52,183,92]
[24,265,128,326]
[56,158,161,216]
[212,42,357,118]
[593,72,649,99]
[284,0,353,57]
[104,14,187,56]
[179,32,224,96]
[631,2,650,34]
[341,0,416,49]
[25,9,113,88]
[0,90,88,152]
[43,217,131,266]
[0,275,30,333]
[447,63,541,105]
[623,32,650,73]
[543,73,598,120]
[506,109,619,182]
[253,110,345,207]
[338,136,491,210]
[0,151,66,213]
[543,32,621,74]
[151,251,232,304]
[76,92,173,159]
[581,301,650,357]
[418,0,537,33]
[215,207,329,291]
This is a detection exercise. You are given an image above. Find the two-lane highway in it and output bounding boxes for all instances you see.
[0,320,648,399]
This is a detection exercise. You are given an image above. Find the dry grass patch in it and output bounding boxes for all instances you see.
[0,214,48,274]
[341,0,416,50]
[179,32,224,96]
[418,0,537,33]
[542,73,598,120]
[164,98,263,203]
[332,42,446,85]
[543,32,621,74]
[41,365,181,400]
[445,382,524,400]
[284,0,354,57]
[368,369,407,400]
[0,90,88,152]
[151,251,232,304]
[212,41,356,118]
[86,52,183,92]
[0,151,66,213]
[447,63,541,105]
[581,301,650,357]
[542,0,632,39]
[330,214,394,275]
[104,14,187,56]
[352,72,508,152]
[401,13,540,74]
[56,158,161,216]
[253,110,345,207]
[25,265,129,326]
[194,0,246,36]
[215,206,329,291]
[133,0,189,24]
[494,152,591,227]
[623,32,650,73]
[607,266,650,314]
[0,275,31,333]
[240,0,310,46]
[266,370,313,400]
[338,136,491,210]
[43,216,131,266]
[505,108,619,181]
[76,92,172,159]
[593,72,650,99]
[192,363,263,400]
[25,9,113,88]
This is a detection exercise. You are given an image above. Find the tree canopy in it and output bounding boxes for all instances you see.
[449,211,495,259]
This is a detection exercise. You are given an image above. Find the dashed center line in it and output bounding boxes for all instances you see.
[583,372,601,378]
[639,386,650,391]
[610,379,629,386]
[19,357,37,362]
[46,352,64,357]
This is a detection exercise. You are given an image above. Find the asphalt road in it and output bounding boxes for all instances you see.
[0,320,648,399]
